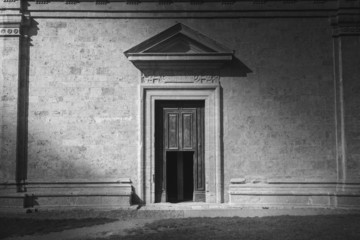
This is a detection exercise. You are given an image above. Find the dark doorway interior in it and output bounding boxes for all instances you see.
[166,151,194,203]
[155,100,205,203]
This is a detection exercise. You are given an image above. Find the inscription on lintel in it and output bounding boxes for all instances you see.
[141,74,220,84]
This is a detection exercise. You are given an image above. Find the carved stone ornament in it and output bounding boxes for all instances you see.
[35,0,49,3]
[142,75,165,84]
[333,25,360,37]
[194,75,220,84]
[65,0,79,4]
[95,0,108,4]
[331,10,360,37]
[0,28,20,36]
[141,74,220,84]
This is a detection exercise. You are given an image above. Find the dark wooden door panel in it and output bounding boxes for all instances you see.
[164,108,197,151]
[196,106,205,191]
[156,101,205,203]
[181,110,196,150]
[167,112,179,149]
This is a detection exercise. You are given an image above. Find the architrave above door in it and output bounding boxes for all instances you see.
[124,23,234,70]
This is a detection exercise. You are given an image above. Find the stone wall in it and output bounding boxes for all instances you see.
[27,17,336,201]
[0,37,20,181]
[342,36,360,182]
[27,19,141,185]
[221,18,336,195]
[1,0,359,208]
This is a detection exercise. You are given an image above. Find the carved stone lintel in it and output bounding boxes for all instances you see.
[313,0,326,3]
[221,0,235,4]
[191,0,203,5]
[194,75,220,84]
[283,0,296,4]
[65,0,79,4]
[96,0,108,4]
[159,0,173,5]
[127,0,141,5]
[142,75,165,84]
[141,74,220,84]
[35,0,49,4]
[0,27,20,37]
[331,8,360,37]
[332,25,360,36]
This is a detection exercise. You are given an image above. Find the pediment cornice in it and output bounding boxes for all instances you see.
[124,23,234,70]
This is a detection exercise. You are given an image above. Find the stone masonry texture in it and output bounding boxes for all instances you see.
[27,19,140,184]
[0,37,20,180]
[2,0,360,208]
[24,18,337,202]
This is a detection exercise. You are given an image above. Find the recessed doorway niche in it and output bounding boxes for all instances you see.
[140,85,222,204]
[155,100,204,203]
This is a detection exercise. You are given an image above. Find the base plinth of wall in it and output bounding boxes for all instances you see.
[229,180,360,209]
[0,179,132,210]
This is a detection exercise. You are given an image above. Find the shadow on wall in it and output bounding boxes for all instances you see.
[6,18,137,207]
[141,56,252,78]
[16,17,39,191]
[221,57,253,78]
[219,57,252,201]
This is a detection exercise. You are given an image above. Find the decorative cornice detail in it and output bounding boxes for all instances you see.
[282,0,296,3]
[126,0,140,4]
[194,75,220,84]
[221,0,235,4]
[313,0,326,3]
[331,8,360,37]
[65,0,79,4]
[141,74,220,84]
[35,0,50,3]
[0,27,20,36]
[158,0,173,5]
[253,0,266,4]
[142,75,165,84]
[95,0,109,4]
[191,0,203,5]
[24,0,338,3]
[332,25,360,36]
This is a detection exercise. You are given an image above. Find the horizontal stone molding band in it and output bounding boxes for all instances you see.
[0,180,133,209]
[229,192,360,197]
[229,182,360,208]
[28,10,337,18]
[332,26,360,37]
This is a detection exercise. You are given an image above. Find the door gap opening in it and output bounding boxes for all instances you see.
[166,151,194,203]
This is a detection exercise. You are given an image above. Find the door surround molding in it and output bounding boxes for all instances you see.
[140,84,222,204]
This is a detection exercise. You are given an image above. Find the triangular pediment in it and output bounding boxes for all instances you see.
[124,23,234,69]
[144,34,216,54]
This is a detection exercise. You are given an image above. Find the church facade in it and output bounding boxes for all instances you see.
[1,0,360,209]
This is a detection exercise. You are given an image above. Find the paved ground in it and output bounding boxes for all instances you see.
[1,206,360,240]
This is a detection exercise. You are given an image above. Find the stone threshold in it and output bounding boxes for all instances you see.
[1,204,360,219]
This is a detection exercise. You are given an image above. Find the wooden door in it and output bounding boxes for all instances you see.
[155,101,205,203]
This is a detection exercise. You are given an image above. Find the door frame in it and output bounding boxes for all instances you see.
[140,84,222,204]
[157,101,204,203]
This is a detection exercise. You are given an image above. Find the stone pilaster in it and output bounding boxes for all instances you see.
[331,0,360,183]
[0,0,26,187]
